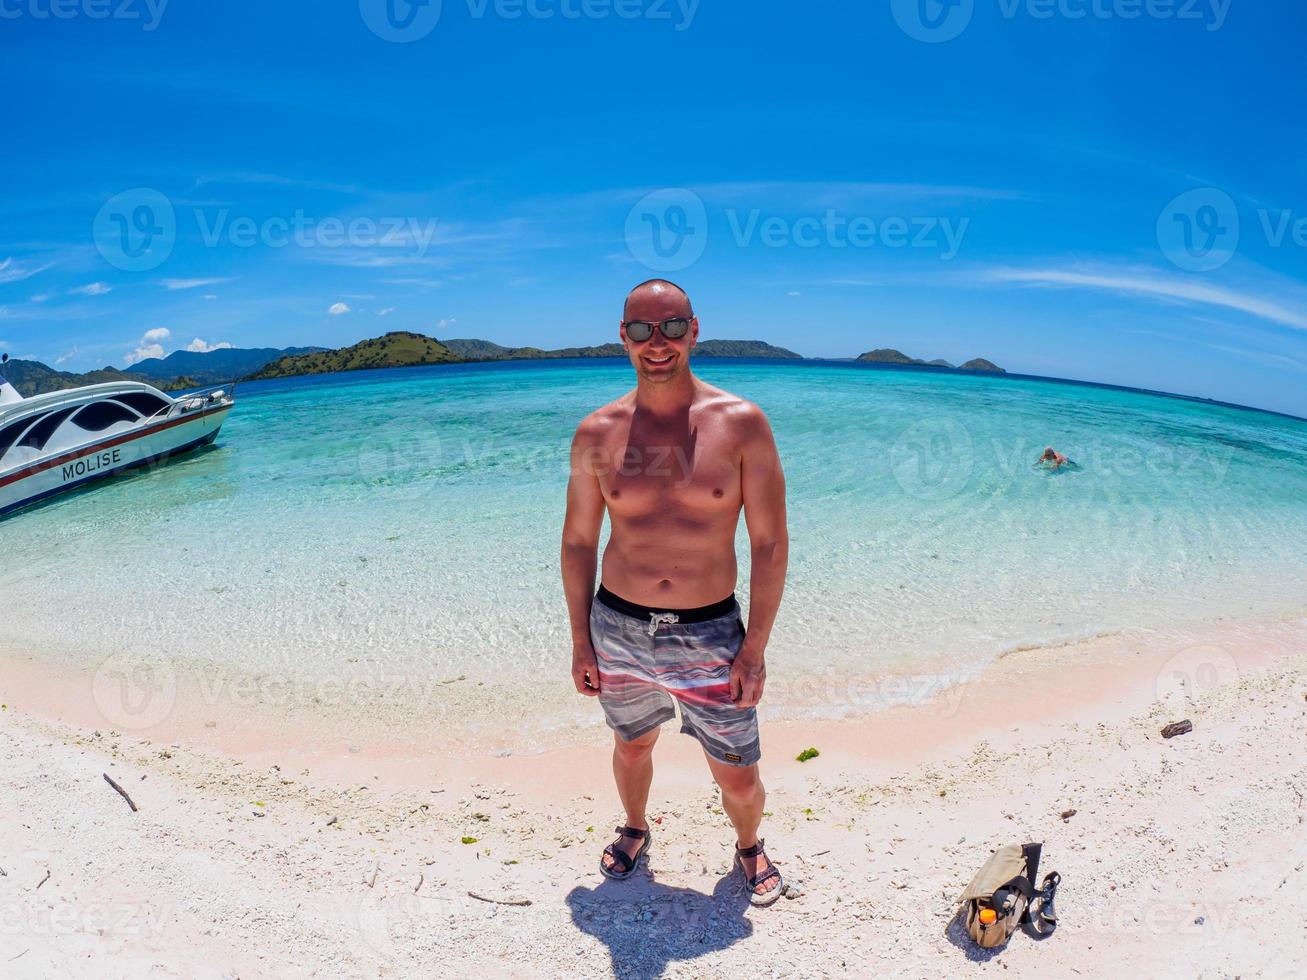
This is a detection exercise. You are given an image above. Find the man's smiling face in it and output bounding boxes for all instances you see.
[621,282,698,384]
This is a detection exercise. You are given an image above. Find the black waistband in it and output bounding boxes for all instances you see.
[595,585,737,624]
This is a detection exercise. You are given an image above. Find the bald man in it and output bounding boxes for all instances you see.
[561,279,789,906]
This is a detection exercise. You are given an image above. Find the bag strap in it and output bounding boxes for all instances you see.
[1017,842,1042,925]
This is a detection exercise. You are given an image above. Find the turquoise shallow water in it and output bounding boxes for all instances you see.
[3,358,1306,744]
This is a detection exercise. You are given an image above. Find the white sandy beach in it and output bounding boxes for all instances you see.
[2,615,1304,978]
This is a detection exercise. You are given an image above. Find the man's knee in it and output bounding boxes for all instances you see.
[614,727,659,757]
[712,761,762,795]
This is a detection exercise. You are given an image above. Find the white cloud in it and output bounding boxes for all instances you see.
[54,346,80,365]
[986,266,1307,332]
[159,277,233,290]
[31,293,52,303]
[787,290,801,297]
[328,302,351,316]
[203,294,218,300]
[0,258,54,285]
[377,307,395,316]
[70,282,111,296]
[185,338,234,353]
[124,344,165,366]
[437,318,457,330]
[123,327,172,367]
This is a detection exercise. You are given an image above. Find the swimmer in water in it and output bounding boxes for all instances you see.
[1037,447,1072,470]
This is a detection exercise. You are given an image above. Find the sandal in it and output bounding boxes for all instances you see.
[599,825,652,880]
[735,838,784,907]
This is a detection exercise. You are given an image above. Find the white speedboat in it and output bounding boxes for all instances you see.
[0,354,234,518]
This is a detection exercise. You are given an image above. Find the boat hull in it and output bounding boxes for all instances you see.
[0,404,231,518]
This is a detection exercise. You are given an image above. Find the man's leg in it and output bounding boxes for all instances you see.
[704,754,781,899]
[602,727,659,871]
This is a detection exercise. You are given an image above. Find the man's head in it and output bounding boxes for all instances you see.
[1041,447,1057,461]
[621,279,698,383]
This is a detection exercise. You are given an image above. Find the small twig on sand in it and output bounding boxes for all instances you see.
[8,949,29,962]
[1161,720,1193,739]
[36,870,50,890]
[103,773,139,812]
[367,863,378,889]
[414,873,424,894]
[467,890,532,907]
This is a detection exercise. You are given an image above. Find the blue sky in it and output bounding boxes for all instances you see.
[2,0,1306,415]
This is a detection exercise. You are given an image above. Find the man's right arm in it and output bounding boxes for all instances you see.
[561,419,606,696]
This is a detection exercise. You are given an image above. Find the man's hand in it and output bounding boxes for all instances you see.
[730,649,766,708]
[572,643,601,696]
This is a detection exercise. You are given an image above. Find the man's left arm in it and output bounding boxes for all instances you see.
[731,404,788,708]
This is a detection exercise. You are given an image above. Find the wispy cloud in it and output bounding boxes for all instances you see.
[70,282,112,297]
[54,346,80,365]
[377,307,395,316]
[159,277,233,290]
[0,257,54,285]
[985,266,1307,332]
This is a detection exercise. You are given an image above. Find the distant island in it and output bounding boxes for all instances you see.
[857,348,1006,373]
[3,332,1001,396]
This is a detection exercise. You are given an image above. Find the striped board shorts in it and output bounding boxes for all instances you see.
[589,585,761,767]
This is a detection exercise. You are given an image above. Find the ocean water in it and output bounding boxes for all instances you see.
[4,358,1306,747]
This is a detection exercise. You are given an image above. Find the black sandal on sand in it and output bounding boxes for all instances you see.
[735,838,784,907]
[600,825,652,880]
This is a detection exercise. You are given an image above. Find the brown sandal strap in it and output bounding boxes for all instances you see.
[736,837,766,859]
[616,825,650,840]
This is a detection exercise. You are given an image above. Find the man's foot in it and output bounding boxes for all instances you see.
[600,824,652,880]
[735,838,783,906]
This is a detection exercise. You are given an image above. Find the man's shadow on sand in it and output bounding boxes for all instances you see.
[566,869,753,980]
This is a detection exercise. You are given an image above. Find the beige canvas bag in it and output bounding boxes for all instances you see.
[958,843,1059,949]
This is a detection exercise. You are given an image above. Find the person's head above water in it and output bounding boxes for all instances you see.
[1041,447,1057,460]
[620,279,699,384]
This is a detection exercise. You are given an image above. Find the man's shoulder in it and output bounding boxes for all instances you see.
[573,393,635,441]
[698,383,771,432]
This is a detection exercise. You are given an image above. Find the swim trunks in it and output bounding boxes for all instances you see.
[588,585,760,767]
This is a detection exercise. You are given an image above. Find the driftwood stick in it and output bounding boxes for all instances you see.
[1161,720,1193,739]
[103,773,139,812]
[36,870,50,890]
[466,890,532,907]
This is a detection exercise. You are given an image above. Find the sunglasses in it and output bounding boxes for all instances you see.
[622,317,692,343]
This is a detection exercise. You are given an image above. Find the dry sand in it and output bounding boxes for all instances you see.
[2,616,1305,978]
